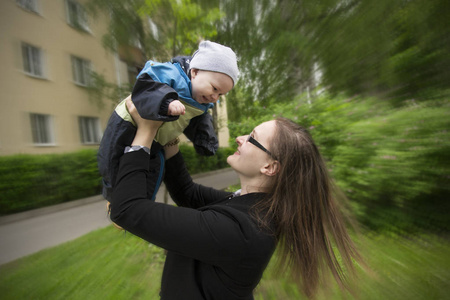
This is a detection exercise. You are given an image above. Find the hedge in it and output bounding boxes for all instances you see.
[228,95,450,233]
[0,145,235,216]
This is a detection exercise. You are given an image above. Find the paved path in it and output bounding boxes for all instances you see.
[0,168,239,266]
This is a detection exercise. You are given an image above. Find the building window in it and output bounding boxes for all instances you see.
[30,113,54,145]
[22,43,45,78]
[66,0,90,32]
[17,0,39,13]
[71,56,91,86]
[79,117,101,144]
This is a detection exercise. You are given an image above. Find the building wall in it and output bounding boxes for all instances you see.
[0,0,117,155]
[0,0,230,156]
[215,99,231,147]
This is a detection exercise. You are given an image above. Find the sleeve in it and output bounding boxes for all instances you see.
[183,112,219,156]
[131,73,179,121]
[109,150,250,264]
[158,98,174,116]
[163,151,230,208]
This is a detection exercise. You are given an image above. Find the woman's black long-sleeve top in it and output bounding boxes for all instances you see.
[110,150,276,300]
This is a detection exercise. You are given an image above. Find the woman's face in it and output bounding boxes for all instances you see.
[227,120,277,178]
[190,69,234,104]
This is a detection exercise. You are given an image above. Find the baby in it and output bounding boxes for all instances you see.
[98,41,239,202]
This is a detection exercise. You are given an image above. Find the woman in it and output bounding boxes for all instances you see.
[109,98,361,299]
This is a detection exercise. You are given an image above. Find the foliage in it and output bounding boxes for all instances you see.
[80,0,449,234]
[87,0,450,117]
[0,146,234,215]
[87,72,133,110]
[140,0,223,58]
[86,0,224,111]
[87,0,223,61]
[220,0,318,121]
[215,0,450,119]
[179,144,235,175]
[306,0,450,102]
[228,94,450,232]
[327,99,450,232]
[1,226,448,300]
[86,0,154,56]
[0,150,102,215]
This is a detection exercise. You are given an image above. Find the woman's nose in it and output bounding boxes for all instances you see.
[236,135,246,145]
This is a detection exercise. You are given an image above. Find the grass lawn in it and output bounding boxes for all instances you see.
[0,226,448,300]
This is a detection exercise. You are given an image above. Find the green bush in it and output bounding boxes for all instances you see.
[179,144,235,174]
[328,99,450,232]
[0,150,102,215]
[0,146,235,216]
[229,94,450,232]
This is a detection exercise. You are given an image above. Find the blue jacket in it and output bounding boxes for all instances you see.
[132,58,214,146]
[97,56,219,200]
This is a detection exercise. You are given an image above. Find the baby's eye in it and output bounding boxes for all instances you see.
[213,86,218,91]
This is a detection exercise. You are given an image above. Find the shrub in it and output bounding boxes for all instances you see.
[0,146,235,215]
[329,99,450,232]
[179,144,235,174]
[229,94,450,232]
[0,150,102,215]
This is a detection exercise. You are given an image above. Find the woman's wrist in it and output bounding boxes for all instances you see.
[124,145,150,154]
[132,127,158,148]
[125,96,162,149]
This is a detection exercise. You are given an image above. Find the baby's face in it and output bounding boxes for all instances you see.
[190,69,234,104]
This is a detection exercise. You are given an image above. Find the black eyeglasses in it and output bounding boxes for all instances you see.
[246,135,276,159]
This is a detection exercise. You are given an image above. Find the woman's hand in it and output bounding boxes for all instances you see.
[126,96,163,148]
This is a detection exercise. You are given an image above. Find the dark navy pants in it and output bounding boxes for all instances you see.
[98,111,165,202]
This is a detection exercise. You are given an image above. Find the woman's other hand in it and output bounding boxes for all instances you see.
[164,137,180,160]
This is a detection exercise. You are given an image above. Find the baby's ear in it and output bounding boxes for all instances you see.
[190,68,199,78]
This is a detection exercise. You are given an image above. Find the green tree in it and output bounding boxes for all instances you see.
[141,0,223,58]
[86,0,154,59]
[215,0,450,120]
[88,0,450,114]
[219,0,317,121]
[86,0,224,108]
[88,0,222,61]
[306,0,450,102]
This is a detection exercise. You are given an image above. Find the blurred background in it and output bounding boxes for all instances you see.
[0,0,449,299]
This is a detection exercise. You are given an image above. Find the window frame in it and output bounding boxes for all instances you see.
[71,55,92,87]
[30,113,55,146]
[22,42,46,78]
[78,116,102,144]
[65,0,90,32]
[17,0,40,14]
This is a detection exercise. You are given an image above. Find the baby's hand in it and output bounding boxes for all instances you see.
[168,100,186,116]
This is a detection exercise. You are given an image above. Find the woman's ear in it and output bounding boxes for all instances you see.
[261,160,280,177]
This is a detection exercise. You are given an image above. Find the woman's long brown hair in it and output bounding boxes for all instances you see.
[253,118,362,298]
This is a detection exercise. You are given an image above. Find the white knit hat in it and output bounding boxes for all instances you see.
[189,41,239,86]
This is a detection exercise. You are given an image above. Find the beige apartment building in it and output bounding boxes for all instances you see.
[0,0,230,156]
